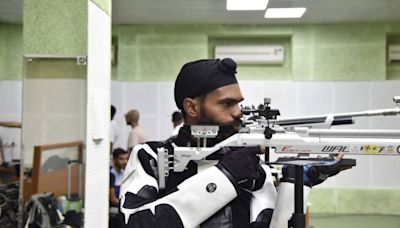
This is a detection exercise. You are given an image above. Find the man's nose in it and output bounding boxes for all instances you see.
[232,105,243,118]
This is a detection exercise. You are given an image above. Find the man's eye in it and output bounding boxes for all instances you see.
[223,101,235,107]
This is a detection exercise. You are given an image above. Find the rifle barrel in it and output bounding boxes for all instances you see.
[273,107,400,127]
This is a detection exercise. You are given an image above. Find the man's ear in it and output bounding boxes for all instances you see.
[182,98,199,118]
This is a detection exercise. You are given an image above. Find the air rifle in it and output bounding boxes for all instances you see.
[157,96,400,190]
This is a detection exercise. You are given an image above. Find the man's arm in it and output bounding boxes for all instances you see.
[110,123,114,154]
[250,164,277,227]
[119,144,238,227]
[109,172,119,206]
[109,188,119,207]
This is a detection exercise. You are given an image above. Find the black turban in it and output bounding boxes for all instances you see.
[174,58,238,110]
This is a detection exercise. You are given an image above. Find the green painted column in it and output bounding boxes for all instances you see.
[23,0,88,79]
[23,0,111,56]
[0,24,23,80]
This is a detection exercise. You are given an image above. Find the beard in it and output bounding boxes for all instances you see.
[197,104,243,144]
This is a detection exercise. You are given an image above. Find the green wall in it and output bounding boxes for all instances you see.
[112,23,400,81]
[22,0,89,80]
[113,25,208,81]
[310,187,400,215]
[3,22,400,81]
[0,24,22,80]
[23,0,87,55]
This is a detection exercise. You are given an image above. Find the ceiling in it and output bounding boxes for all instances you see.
[1,0,400,24]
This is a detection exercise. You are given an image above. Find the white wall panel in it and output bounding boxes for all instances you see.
[22,79,45,116]
[369,81,400,129]
[44,80,85,115]
[370,156,400,188]
[110,81,126,149]
[239,81,265,107]
[124,82,158,114]
[297,82,334,116]
[158,81,179,140]
[0,80,22,116]
[262,81,299,117]
[333,81,370,112]
[332,81,370,129]
[22,79,85,167]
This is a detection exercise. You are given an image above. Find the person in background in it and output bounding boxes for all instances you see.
[110,148,129,207]
[110,105,120,154]
[125,109,147,152]
[171,111,183,136]
[109,148,129,228]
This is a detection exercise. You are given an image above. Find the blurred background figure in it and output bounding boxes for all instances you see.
[109,148,128,227]
[125,109,147,152]
[109,148,128,207]
[110,105,120,154]
[171,111,183,137]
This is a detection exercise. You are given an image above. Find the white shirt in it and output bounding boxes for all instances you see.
[110,120,120,150]
[127,125,147,149]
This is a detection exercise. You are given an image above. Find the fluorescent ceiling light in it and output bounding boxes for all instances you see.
[227,0,269,11]
[265,7,306,18]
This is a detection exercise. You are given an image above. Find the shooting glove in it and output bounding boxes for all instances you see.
[281,159,347,187]
[216,147,265,193]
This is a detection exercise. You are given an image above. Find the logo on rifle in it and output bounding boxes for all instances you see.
[361,144,380,154]
[386,146,395,154]
[281,146,311,153]
[321,146,349,153]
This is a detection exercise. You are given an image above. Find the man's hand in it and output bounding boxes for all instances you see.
[216,147,266,192]
[281,152,354,187]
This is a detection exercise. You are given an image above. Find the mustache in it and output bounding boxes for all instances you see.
[218,118,242,127]
[216,118,243,139]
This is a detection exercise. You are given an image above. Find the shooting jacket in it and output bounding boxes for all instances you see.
[119,127,306,228]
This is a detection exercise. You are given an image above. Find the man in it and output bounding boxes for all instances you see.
[110,148,129,207]
[119,58,346,227]
[125,109,147,152]
[171,111,183,136]
[110,148,129,228]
